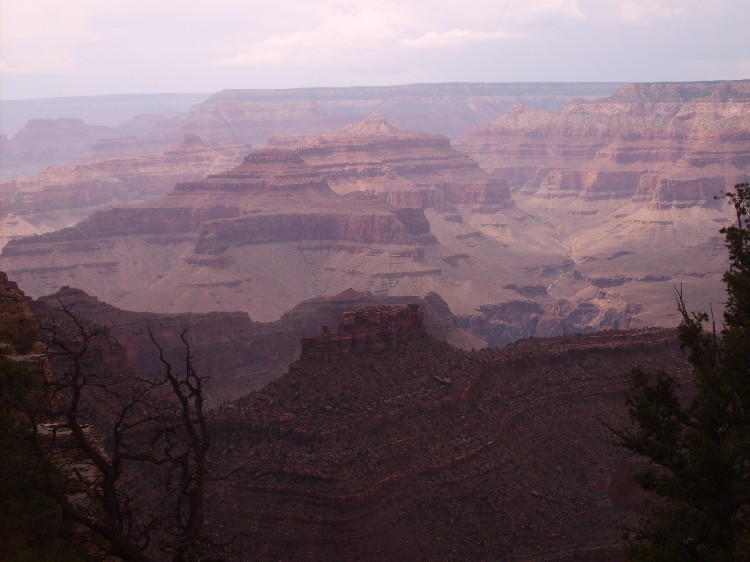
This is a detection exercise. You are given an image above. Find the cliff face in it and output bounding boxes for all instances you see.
[3,146,474,321]
[210,315,689,560]
[297,303,424,363]
[456,80,750,207]
[0,134,248,248]
[268,115,512,207]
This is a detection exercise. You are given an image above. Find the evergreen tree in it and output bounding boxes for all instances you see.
[615,183,750,560]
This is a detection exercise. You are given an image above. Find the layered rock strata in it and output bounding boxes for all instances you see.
[268,115,511,207]
[452,80,749,332]
[210,310,690,560]
[0,134,248,248]
[178,82,622,145]
[1,145,460,318]
[297,303,424,363]
[456,81,750,205]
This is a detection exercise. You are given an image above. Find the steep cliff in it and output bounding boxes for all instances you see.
[456,81,750,206]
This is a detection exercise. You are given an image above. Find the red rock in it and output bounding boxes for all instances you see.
[269,115,512,207]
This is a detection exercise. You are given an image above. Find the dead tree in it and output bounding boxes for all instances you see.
[2,297,225,561]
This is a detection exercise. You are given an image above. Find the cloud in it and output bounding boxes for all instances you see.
[619,0,685,25]
[401,29,516,48]
[215,6,407,67]
[515,0,585,23]
[0,0,107,75]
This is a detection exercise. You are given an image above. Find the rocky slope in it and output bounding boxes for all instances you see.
[209,303,690,560]
[0,271,37,353]
[0,134,248,248]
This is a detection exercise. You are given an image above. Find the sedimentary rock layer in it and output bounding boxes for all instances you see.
[268,115,511,207]
[210,306,690,560]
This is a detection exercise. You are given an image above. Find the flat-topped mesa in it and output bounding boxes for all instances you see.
[633,176,728,209]
[193,212,421,254]
[307,114,451,151]
[173,147,330,193]
[297,303,424,364]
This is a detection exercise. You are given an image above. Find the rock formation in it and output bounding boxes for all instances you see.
[5,145,535,323]
[456,81,750,204]
[209,308,690,560]
[4,81,744,342]
[297,303,424,363]
[0,134,248,249]
[29,284,480,404]
[178,83,622,145]
[268,114,511,207]
[453,80,750,334]
[0,93,211,179]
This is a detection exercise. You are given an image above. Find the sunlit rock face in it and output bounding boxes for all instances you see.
[268,115,512,208]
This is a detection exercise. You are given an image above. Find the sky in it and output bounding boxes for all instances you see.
[1,0,748,100]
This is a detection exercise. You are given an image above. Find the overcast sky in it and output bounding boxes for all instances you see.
[1,0,748,100]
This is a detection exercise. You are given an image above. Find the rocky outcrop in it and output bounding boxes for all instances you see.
[297,303,424,363]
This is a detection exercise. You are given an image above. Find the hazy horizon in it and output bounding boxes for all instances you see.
[2,0,748,101]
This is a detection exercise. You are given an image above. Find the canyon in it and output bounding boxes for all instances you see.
[0,255,693,560]
[30,285,480,404]
[1,134,249,248]
[2,80,746,346]
[208,302,690,560]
